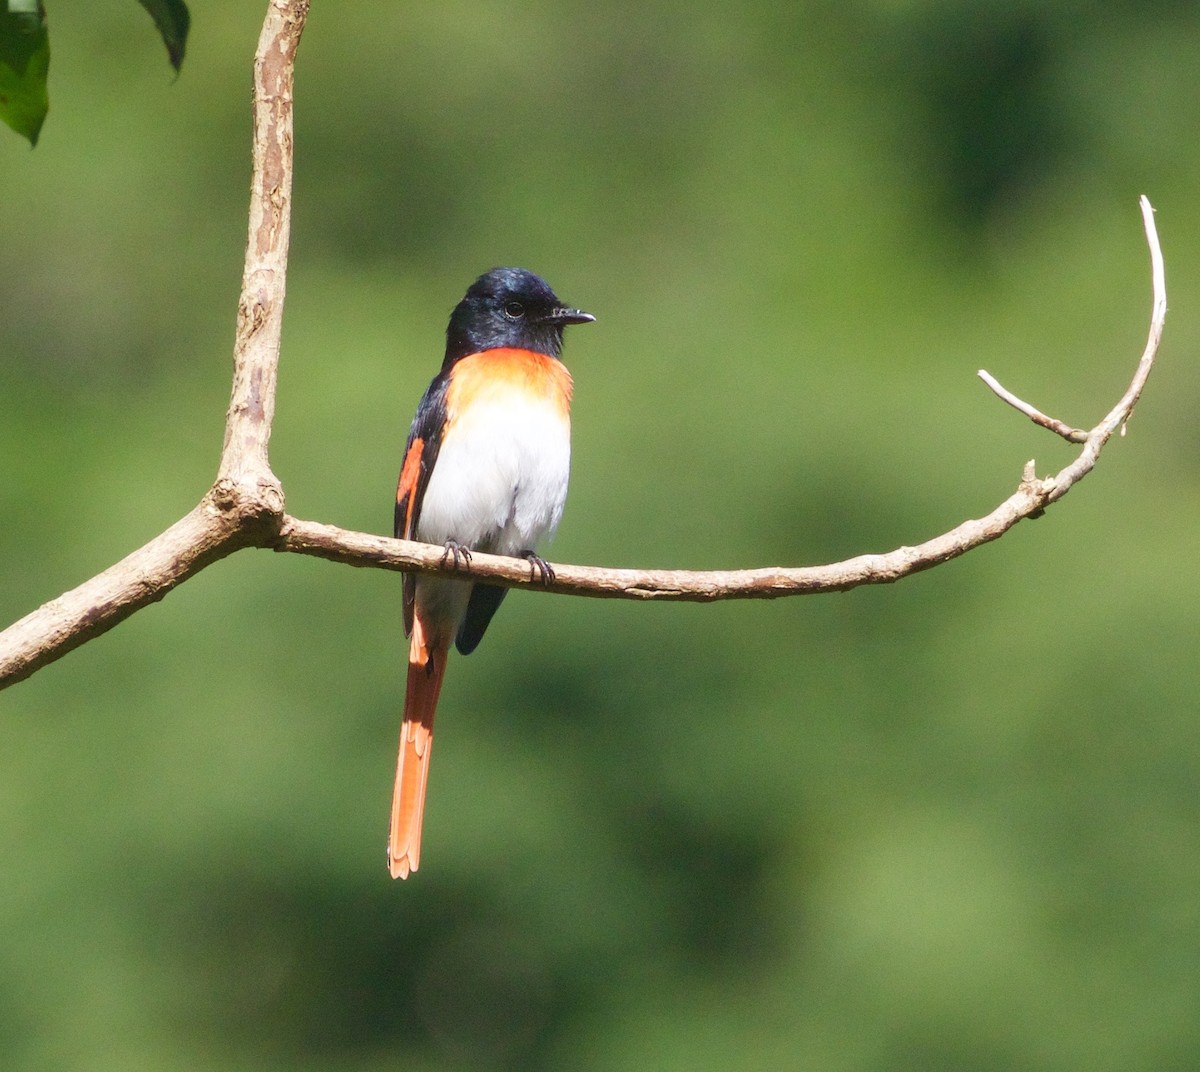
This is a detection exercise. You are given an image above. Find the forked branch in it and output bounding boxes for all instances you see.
[0,0,1168,688]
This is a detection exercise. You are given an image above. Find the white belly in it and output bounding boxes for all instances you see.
[415,387,571,557]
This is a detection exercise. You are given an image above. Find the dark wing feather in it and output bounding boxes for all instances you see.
[456,584,509,655]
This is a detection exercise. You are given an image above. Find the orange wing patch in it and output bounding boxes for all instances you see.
[395,436,425,539]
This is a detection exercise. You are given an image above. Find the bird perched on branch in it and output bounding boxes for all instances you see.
[389,268,594,879]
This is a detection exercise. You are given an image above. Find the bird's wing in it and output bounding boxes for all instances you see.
[396,371,451,636]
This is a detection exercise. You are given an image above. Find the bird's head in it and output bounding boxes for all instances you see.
[445,267,594,365]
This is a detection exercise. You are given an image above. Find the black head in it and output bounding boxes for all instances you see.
[444,267,594,367]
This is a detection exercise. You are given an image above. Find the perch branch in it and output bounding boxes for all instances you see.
[0,0,1167,690]
[274,480,1048,600]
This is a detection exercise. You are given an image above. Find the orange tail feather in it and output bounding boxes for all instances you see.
[388,618,450,879]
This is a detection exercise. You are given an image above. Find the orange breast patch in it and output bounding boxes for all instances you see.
[444,347,573,421]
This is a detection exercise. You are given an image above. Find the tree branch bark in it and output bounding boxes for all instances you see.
[0,0,306,688]
[0,0,1168,689]
[219,0,303,502]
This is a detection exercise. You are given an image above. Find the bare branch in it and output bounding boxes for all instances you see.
[220,0,305,503]
[0,492,268,687]
[0,0,308,688]
[0,0,1167,693]
[978,195,1165,451]
[276,476,1050,600]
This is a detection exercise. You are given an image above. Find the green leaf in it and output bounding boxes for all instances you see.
[0,1,50,146]
[137,0,189,72]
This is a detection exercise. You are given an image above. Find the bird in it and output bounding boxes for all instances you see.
[389,267,594,879]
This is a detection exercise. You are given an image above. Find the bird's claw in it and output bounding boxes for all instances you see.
[439,540,473,572]
[523,551,555,586]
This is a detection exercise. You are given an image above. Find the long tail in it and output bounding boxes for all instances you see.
[388,615,450,879]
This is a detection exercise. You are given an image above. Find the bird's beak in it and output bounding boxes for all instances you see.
[548,307,595,326]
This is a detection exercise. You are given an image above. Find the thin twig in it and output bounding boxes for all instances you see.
[1102,195,1166,439]
[976,369,1088,443]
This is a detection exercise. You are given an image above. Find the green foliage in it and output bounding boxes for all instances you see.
[136,0,189,71]
[2,3,1199,1071]
[0,2,49,145]
[0,0,188,146]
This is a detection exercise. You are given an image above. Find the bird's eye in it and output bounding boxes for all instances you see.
[503,300,525,319]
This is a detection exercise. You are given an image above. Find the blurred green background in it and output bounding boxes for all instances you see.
[2,2,1199,1070]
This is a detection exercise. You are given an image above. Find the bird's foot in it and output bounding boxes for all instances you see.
[439,540,473,572]
[522,550,555,586]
